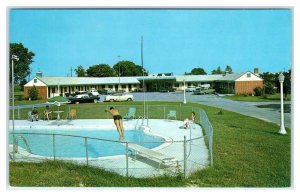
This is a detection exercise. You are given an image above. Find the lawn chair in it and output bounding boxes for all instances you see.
[167,110,177,120]
[28,111,38,121]
[44,106,53,121]
[124,107,136,120]
[67,109,77,119]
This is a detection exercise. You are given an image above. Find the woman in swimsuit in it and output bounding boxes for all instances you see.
[105,107,125,140]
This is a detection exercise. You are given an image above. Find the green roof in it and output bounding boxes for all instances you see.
[37,76,140,86]
[216,73,245,81]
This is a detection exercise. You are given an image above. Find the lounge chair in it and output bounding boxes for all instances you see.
[167,110,177,120]
[44,109,52,120]
[124,107,136,120]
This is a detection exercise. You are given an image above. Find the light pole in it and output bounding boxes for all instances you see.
[11,54,19,161]
[278,73,287,135]
[183,78,187,104]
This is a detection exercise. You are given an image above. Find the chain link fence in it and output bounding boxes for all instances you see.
[9,104,213,178]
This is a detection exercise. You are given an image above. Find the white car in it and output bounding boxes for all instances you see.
[185,86,197,92]
[104,93,134,102]
[89,88,100,96]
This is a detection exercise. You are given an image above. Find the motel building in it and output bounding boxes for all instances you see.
[24,69,263,100]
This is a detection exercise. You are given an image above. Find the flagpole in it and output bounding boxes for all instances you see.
[141,36,145,125]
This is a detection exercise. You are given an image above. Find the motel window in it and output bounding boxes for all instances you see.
[52,88,55,93]
[34,79,37,83]
[108,85,113,89]
[247,73,251,78]
[102,85,105,89]
[122,85,126,89]
[175,83,179,87]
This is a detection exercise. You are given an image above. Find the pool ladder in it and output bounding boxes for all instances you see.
[10,135,32,159]
[135,116,148,129]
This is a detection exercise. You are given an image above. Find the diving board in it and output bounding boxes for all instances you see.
[122,143,178,170]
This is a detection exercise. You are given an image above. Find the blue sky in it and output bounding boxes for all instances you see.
[9,9,292,77]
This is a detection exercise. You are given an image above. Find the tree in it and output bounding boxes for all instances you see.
[225,65,233,74]
[187,67,207,75]
[259,72,277,84]
[113,61,147,76]
[86,64,116,77]
[264,81,276,95]
[211,66,222,75]
[19,79,27,91]
[283,69,291,100]
[10,43,35,84]
[74,65,86,77]
[28,85,39,100]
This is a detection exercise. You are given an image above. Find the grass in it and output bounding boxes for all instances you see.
[9,101,291,187]
[9,161,186,187]
[223,93,291,102]
[256,104,291,113]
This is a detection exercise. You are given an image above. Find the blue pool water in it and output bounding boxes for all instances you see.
[9,128,165,158]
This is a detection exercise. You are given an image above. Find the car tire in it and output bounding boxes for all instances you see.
[127,98,132,101]
[94,99,98,103]
[110,99,114,102]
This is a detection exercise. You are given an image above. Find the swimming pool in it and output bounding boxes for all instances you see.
[9,127,165,158]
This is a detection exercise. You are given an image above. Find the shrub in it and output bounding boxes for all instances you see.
[220,88,234,94]
[262,94,268,99]
[217,109,224,115]
[28,86,39,100]
[254,87,263,96]
[264,82,276,95]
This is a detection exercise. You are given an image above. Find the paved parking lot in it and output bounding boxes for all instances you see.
[128,92,291,129]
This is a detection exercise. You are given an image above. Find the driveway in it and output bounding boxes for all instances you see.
[129,92,291,129]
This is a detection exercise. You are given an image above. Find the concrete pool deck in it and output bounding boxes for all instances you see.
[9,119,210,178]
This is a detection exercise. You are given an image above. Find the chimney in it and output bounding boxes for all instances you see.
[36,71,43,78]
[254,68,259,76]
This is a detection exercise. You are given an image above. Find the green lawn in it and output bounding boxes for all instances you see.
[223,93,291,102]
[9,102,291,187]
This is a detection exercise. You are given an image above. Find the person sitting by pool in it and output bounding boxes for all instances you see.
[105,107,125,140]
[44,105,52,121]
[31,107,39,122]
[183,111,196,129]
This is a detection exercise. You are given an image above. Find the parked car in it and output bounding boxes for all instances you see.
[89,88,100,96]
[68,93,100,104]
[159,87,175,93]
[185,86,197,92]
[193,87,216,95]
[104,93,134,102]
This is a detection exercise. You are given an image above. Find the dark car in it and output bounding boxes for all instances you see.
[68,93,100,104]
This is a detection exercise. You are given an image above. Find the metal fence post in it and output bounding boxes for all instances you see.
[85,137,89,166]
[126,142,129,178]
[210,127,214,167]
[163,105,165,119]
[53,134,56,161]
[106,105,109,119]
[179,104,182,120]
[147,104,149,126]
[18,105,20,119]
[183,136,187,178]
